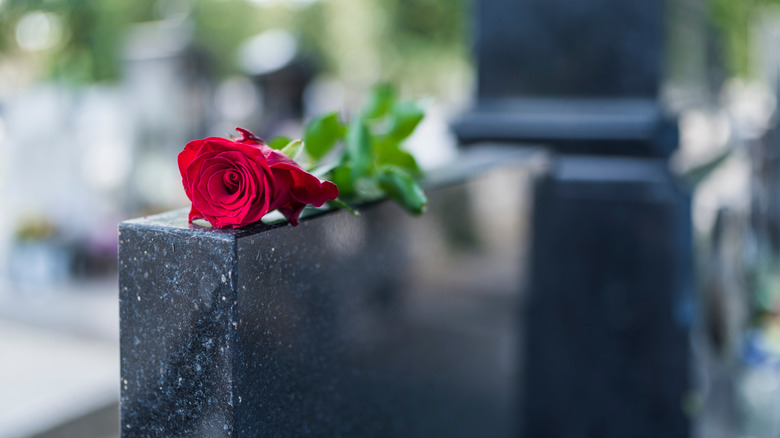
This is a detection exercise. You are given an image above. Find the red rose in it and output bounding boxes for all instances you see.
[178,128,338,228]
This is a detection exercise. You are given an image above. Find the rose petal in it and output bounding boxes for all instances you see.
[179,133,310,228]
[235,127,266,146]
[188,205,204,223]
[269,164,339,226]
[194,160,232,217]
[207,169,231,202]
[262,147,297,166]
[223,170,240,193]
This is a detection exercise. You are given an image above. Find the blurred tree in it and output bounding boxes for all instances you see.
[710,0,755,77]
[707,0,780,78]
[0,0,469,95]
[0,0,158,82]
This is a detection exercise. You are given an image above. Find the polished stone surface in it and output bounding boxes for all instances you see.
[475,0,662,99]
[455,0,677,157]
[119,221,236,436]
[119,149,542,437]
[523,156,692,437]
[455,98,678,157]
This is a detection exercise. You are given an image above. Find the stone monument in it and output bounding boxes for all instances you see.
[455,0,693,436]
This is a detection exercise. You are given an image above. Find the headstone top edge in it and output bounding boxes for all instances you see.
[118,150,545,238]
[474,97,662,110]
[118,207,341,240]
[119,208,277,240]
[552,155,670,183]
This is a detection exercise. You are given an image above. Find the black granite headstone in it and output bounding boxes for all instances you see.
[476,0,662,99]
[119,149,541,437]
[453,1,694,435]
[523,156,692,437]
[455,0,678,157]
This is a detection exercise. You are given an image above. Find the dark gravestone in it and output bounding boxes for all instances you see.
[523,156,692,437]
[456,0,677,157]
[455,1,694,436]
[476,0,662,98]
[119,149,540,437]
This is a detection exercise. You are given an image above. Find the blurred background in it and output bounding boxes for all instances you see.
[2,0,780,436]
[0,1,468,436]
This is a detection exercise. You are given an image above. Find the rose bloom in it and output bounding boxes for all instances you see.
[178,128,338,228]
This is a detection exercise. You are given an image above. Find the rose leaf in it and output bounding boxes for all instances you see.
[304,112,345,160]
[377,166,427,215]
[364,83,396,120]
[281,139,304,160]
[327,198,361,216]
[346,117,372,181]
[387,101,425,142]
[268,136,293,150]
[328,164,356,196]
[375,141,422,177]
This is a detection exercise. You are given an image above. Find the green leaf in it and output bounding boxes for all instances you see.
[377,167,427,215]
[375,141,421,176]
[346,117,372,180]
[327,198,361,216]
[387,101,424,141]
[304,112,345,160]
[328,164,355,196]
[364,84,396,119]
[308,160,341,179]
[280,140,303,160]
[268,136,292,150]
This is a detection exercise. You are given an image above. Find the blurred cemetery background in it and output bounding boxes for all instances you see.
[0,0,780,436]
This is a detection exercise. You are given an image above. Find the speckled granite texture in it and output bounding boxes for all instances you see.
[119,150,542,437]
[119,217,238,436]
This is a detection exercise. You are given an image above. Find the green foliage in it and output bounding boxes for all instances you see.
[0,0,469,89]
[280,139,303,160]
[364,83,396,119]
[327,198,361,217]
[386,101,425,141]
[328,164,356,195]
[268,136,293,150]
[377,166,427,215]
[297,0,469,95]
[0,0,151,82]
[303,112,345,160]
[189,0,266,78]
[345,117,372,180]
[709,0,753,76]
[0,0,269,83]
[301,84,427,216]
[707,0,780,77]
[375,141,422,177]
